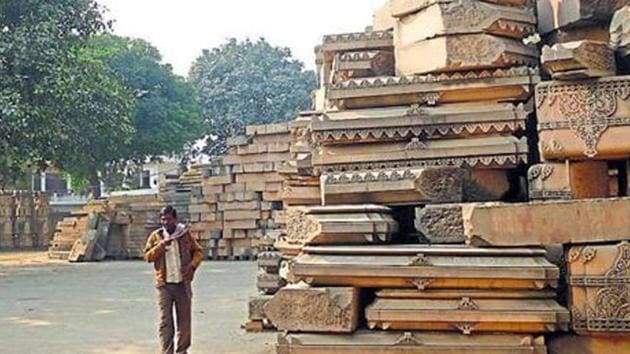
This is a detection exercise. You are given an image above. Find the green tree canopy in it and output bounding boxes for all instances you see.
[86,34,204,166]
[189,38,316,156]
[0,0,134,192]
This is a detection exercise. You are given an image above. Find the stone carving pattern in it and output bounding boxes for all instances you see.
[571,242,630,333]
[537,81,630,157]
[394,332,422,346]
[284,209,320,245]
[527,164,554,182]
[319,154,527,173]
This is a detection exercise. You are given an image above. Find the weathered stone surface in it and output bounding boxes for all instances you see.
[376,288,557,299]
[394,0,535,42]
[257,273,286,295]
[333,50,395,83]
[322,167,466,205]
[567,242,630,335]
[396,34,538,75]
[248,295,273,321]
[292,245,558,290]
[528,161,610,200]
[462,197,630,246]
[542,40,616,79]
[537,0,630,34]
[264,287,360,333]
[320,30,394,54]
[277,331,547,354]
[536,76,630,159]
[328,66,539,109]
[390,0,530,18]
[281,205,399,246]
[366,298,569,333]
[548,335,630,354]
[415,204,465,244]
[611,6,630,69]
[313,136,529,174]
[311,102,531,145]
[258,251,282,271]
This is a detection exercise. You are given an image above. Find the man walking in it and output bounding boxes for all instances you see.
[144,206,204,354]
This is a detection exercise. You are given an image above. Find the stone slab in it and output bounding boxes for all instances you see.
[264,287,360,333]
[277,331,547,354]
[536,75,630,159]
[312,136,528,173]
[415,204,465,244]
[462,197,630,246]
[542,40,616,79]
[328,66,539,109]
[537,0,630,34]
[282,205,398,246]
[366,298,569,333]
[376,288,556,299]
[528,161,610,200]
[322,167,466,205]
[394,0,535,42]
[390,0,529,18]
[248,295,273,321]
[292,245,558,290]
[396,34,538,76]
[548,335,630,354]
[333,50,395,82]
[311,102,531,145]
[567,241,630,335]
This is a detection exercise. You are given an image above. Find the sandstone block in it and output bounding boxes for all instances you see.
[366,298,569,333]
[313,136,528,174]
[537,0,629,34]
[528,161,610,200]
[548,335,630,354]
[415,204,465,244]
[567,242,630,335]
[333,50,395,82]
[328,66,539,109]
[264,287,360,333]
[396,34,537,75]
[536,76,630,159]
[282,205,398,246]
[293,245,558,290]
[311,102,531,145]
[462,197,630,246]
[390,0,530,18]
[248,295,273,321]
[395,0,535,42]
[322,167,466,205]
[277,331,547,354]
[542,40,616,79]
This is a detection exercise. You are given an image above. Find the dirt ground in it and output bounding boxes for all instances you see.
[0,253,276,354]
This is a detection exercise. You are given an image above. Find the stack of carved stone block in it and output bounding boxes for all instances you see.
[106,193,163,258]
[48,200,108,259]
[0,192,50,250]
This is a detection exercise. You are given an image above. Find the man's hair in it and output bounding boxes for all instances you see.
[160,205,177,219]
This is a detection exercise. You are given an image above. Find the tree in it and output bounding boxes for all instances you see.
[84,35,204,188]
[0,0,134,193]
[189,38,317,156]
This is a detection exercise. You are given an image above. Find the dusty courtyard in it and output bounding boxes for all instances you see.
[0,253,275,354]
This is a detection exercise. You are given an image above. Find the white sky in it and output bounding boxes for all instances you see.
[97,0,386,77]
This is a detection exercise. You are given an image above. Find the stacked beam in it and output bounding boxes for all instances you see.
[0,192,50,250]
[48,200,108,259]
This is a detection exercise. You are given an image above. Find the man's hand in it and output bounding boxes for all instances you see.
[160,239,173,247]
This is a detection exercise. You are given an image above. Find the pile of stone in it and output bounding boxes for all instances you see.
[47,193,162,260]
[245,0,630,353]
[48,200,108,259]
[0,192,50,249]
[185,123,289,260]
